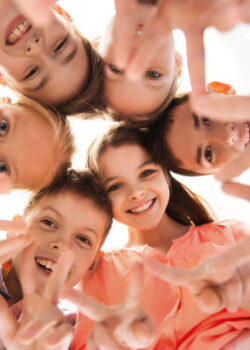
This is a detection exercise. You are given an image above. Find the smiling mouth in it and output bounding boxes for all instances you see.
[35,257,56,274]
[6,17,32,45]
[127,198,156,214]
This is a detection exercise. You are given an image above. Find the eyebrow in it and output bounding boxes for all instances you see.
[62,46,78,64]
[104,160,156,185]
[192,113,200,129]
[26,76,50,92]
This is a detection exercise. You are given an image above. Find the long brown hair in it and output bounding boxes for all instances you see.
[86,123,214,227]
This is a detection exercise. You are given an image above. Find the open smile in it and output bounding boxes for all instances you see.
[35,256,57,276]
[127,198,156,215]
[243,122,250,146]
[5,15,32,45]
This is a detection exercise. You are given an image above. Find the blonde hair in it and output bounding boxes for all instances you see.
[13,96,75,191]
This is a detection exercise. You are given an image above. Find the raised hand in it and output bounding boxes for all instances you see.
[62,263,156,350]
[144,235,250,314]
[0,245,75,350]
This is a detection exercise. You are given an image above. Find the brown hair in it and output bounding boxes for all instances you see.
[86,123,214,227]
[3,19,106,119]
[24,169,112,241]
[147,93,207,176]
[104,76,179,128]
[14,96,75,191]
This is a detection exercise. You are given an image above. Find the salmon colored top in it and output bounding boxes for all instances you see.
[71,220,250,350]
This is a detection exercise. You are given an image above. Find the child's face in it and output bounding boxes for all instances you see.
[13,191,107,291]
[99,144,169,230]
[167,99,250,174]
[101,5,181,117]
[0,103,57,188]
[0,2,88,105]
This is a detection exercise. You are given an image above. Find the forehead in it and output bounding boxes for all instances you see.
[104,77,170,115]
[99,144,151,175]
[27,191,108,232]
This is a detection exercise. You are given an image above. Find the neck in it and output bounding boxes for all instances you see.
[4,266,23,304]
[127,213,189,254]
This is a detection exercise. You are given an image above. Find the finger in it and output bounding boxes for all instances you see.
[113,0,138,69]
[185,30,207,96]
[195,286,224,314]
[19,306,64,343]
[93,323,124,350]
[221,182,250,202]
[44,249,74,304]
[123,262,143,310]
[143,256,195,286]
[44,322,73,349]
[61,287,111,322]
[0,294,18,344]
[208,236,250,281]
[216,147,250,181]
[0,219,26,233]
[126,0,171,80]
[224,271,243,313]
[19,243,37,296]
[0,234,34,263]
[192,94,250,123]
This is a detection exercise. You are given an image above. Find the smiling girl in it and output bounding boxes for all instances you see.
[0,1,104,117]
[70,124,250,350]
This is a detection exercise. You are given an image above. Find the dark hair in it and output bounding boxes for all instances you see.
[147,93,207,176]
[86,123,214,227]
[24,169,112,241]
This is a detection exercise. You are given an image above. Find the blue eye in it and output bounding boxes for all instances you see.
[108,64,123,74]
[204,146,212,163]
[0,161,8,174]
[145,71,161,79]
[108,183,122,192]
[41,219,56,229]
[76,235,91,246]
[0,118,8,136]
[140,169,155,178]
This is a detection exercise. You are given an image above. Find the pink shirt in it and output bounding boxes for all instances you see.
[71,220,250,350]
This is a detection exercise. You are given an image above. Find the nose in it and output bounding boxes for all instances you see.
[129,185,146,201]
[49,240,68,251]
[25,36,43,56]
[207,123,237,146]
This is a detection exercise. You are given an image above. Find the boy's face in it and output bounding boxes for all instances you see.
[13,191,108,291]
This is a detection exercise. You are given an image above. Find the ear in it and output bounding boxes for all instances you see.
[207,81,236,95]
[83,251,102,281]
[91,36,101,50]
[175,50,183,78]
[53,4,73,22]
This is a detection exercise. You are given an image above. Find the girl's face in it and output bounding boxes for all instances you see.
[0,2,88,105]
[13,191,107,291]
[99,144,170,230]
[167,99,250,174]
[100,5,182,117]
[0,103,57,188]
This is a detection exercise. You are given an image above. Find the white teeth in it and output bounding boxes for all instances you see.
[36,257,56,272]
[130,199,154,214]
[243,123,250,145]
[7,18,31,44]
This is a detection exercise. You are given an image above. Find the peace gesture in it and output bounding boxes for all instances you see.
[144,235,250,314]
[62,263,156,350]
[0,245,75,350]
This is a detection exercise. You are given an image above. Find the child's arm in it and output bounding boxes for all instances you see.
[0,245,75,350]
[143,235,250,314]
[61,263,156,350]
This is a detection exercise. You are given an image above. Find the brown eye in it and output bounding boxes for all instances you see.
[0,161,9,175]
[145,71,162,79]
[24,66,38,80]
[54,36,68,53]
[0,118,8,136]
[108,64,123,74]
[204,146,212,163]
[202,117,210,127]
